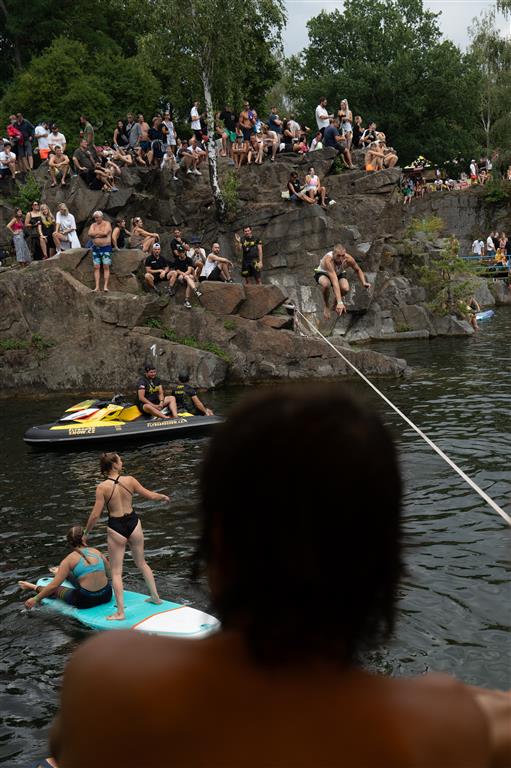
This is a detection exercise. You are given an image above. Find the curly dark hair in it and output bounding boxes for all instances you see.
[194,383,404,665]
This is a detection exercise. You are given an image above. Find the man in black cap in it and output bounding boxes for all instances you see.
[136,365,177,419]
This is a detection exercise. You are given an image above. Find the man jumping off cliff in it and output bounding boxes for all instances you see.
[314,244,370,320]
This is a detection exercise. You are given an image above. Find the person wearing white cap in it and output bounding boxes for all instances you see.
[88,211,112,292]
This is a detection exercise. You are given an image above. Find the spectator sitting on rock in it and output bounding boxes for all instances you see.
[15,112,34,172]
[232,132,248,169]
[323,118,354,169]
[6,115,23,164]
[167,244,202,307]
[49,145,70,187]
[73,139,102,189]
[287,171,316,205]
[88,210,112,292]
[177,139,200,175]
[0,142,17,179]
[55,203,80,253]
[79,115,95,146]
[383,143,398,168]
[101,149,122,181]
[130,217,159,253]
[352,115,364,148]
[112,217,132,250]
[161,145,179,180]
[188,236,207,281]
[170,227,185,260]
[199,242,234,282]
[309,131,323,152]
[111,145,133,167]
[148,116,165,167]
[34,120,50,161]
[360,121,378,146]
[132,145,147,166]
[144,242,170,293]
[281,120,296,153]
[304,166,327,208]
[186,136,207,174]
[261,124,279,162]
[48,124,67,153]
[365,141,385,172]
[247,133,264,165]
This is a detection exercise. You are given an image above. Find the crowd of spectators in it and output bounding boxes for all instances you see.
[471,231,510,267]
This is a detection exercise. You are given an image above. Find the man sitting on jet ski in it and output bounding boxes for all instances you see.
[136,364,178,419]
[171,371,214,416]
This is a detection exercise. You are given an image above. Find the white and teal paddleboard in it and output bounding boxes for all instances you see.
[36,578,220,637]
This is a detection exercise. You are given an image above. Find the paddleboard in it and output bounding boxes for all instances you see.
[475,310,495,321]
[35,577,220,637]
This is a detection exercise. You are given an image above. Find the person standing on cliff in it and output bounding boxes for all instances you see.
[234,226,263,285]
[314,244,370,320]
[88,211,112,292]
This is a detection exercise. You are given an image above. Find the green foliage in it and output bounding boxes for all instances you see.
[286,0,480,165]
[480,178,511,204]
[0,335,55,352]
[419,236,475,316]
[138,0,286,121]
[407,215,444,238]
[223,319,237,331]
[222,171,240,221]
[9,175,43,213]
[145,317,163,329]
[0,0,152,97]
[0,38,161,146]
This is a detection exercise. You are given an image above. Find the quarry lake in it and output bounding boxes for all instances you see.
[1,309,510,766]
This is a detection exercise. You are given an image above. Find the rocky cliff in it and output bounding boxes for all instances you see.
[0,150,508,392]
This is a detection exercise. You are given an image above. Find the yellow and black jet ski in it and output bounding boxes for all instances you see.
[24,395,222,447]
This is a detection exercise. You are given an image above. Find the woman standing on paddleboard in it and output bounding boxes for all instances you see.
[18,525,112,609]
[83,452,170,621]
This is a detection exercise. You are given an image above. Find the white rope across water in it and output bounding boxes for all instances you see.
[294,308,511,527]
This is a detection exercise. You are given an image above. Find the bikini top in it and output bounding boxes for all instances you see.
[72,548,105,579]
[105,475,133,511]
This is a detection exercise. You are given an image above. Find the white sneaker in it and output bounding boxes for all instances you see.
[186,169,193,175]
[172,176,178,181]
[193,169,202,176]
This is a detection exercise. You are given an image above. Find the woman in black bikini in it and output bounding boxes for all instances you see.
[84,452,170,621]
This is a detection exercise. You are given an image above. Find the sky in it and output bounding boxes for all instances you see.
[283,0,510,54]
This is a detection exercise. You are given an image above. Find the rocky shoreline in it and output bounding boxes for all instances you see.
[0,149,509,392]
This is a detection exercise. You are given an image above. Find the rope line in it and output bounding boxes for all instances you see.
[294,308,511,527]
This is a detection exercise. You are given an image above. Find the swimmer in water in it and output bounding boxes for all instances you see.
[18,525,112,610]
[51,385,511,768]
[83,452,170,621]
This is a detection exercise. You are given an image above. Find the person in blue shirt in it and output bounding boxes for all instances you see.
[323,118,354,168]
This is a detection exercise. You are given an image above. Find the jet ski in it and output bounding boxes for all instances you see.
[24,395,223,447]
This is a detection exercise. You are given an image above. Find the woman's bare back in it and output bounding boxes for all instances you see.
[99,475,136,518]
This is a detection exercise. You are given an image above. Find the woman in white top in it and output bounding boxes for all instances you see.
[54,203,81,253]
[304,166,327,208]
[338,99,353,151]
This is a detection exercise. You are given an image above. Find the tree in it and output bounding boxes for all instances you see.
[0,0,152,99]
[0,37,161,147]
[139,0,286,218]
[287,0,479,164]
[468,10,511,156]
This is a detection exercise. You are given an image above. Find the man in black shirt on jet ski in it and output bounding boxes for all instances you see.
[171,371,214,416]
[136,365,178,419]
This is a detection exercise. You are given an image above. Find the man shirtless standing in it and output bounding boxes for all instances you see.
[314,244,370,319]
[88,211,112,292]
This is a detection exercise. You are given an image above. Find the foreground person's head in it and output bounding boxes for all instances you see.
[195,384,403,665]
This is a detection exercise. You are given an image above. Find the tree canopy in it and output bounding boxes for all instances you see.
[286,0,481,164]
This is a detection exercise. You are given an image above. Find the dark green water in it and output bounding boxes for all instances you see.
[1,309,510,766]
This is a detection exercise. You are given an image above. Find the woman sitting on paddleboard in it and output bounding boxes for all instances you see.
[83,452,170,621]
[19,525,112,609]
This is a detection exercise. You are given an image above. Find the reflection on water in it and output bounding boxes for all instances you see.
[0,310,510,765]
